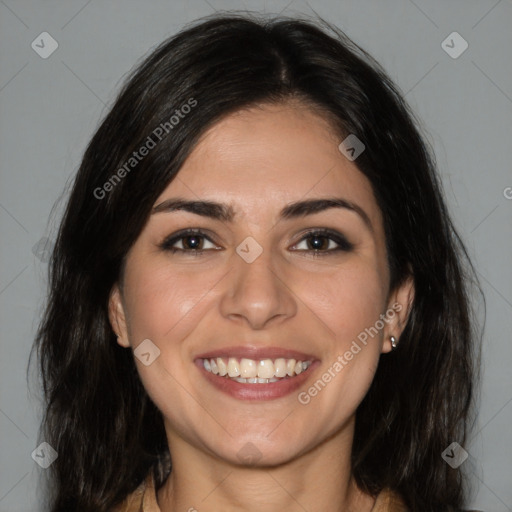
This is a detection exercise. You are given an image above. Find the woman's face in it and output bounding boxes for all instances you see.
[110,102,412,466]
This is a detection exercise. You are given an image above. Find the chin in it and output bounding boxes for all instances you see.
[206,431,310,468]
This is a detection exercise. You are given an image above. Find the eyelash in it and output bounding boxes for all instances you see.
[159,228,354,256]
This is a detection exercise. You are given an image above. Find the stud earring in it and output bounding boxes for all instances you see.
[390,335,398,350]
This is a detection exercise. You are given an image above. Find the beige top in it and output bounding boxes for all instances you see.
[112,472,409,512]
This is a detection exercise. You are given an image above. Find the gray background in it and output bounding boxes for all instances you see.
[1,1,511,511]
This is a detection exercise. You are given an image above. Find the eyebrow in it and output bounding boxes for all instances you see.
[152,197,373,231]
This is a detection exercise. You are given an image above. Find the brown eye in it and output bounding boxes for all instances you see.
[160,229,219,253]
[292,229,353,253]
[306,234,331,251]
[181,234,204,250]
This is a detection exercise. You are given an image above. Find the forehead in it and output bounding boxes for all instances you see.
[155,102,381,227]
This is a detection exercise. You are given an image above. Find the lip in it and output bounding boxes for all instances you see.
[195,345,317,361]
[194,347,320,401]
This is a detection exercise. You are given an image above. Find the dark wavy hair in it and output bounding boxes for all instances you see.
[31,13,481,512]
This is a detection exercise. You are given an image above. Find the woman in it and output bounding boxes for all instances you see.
[33,13,480,512]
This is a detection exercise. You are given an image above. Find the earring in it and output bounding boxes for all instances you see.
[390,335,398,350]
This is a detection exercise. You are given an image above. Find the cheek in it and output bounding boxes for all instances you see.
[120,260,227,432]
[122,258,225,344]
[295,259,388,349]
[292,259,387,417]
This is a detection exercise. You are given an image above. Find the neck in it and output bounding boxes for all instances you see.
[156,420,375,512]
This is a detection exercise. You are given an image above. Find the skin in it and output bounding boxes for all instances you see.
[109,101,414,512]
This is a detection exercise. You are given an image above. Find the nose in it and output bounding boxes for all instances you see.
[219,245,298,330]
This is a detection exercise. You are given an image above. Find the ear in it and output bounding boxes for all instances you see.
[108,284,130,348]
[381,275,415,354]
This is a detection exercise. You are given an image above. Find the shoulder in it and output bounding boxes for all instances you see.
[110,472,161,512]
[372,490,485,512]
[110,479,146,512]
[372,488,409,512]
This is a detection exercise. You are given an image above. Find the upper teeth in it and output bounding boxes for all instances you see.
[203,357,311,382]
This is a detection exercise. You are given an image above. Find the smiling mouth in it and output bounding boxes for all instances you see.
[200,356,312,383]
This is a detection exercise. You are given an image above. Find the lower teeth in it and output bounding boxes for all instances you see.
[228,376,289,384]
